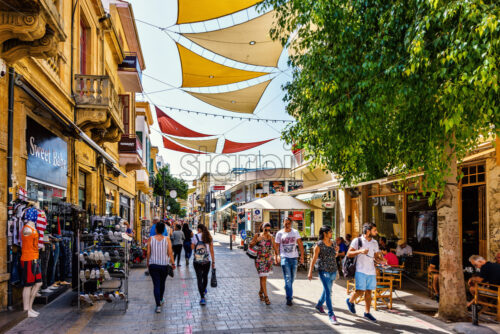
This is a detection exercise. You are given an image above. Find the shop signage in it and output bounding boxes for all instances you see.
[235,189,244,202]
[253,209,262,222]
[213,185,225,191]
[292,211,304,220]
[247,211,251,223]
[288,180,303,192]
[26,117,68,188]
[323,201,335,209]
[269,181,285,194]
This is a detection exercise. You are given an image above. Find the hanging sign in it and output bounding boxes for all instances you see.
[253,209,262,223]
[292,211,304,221]
[26,117,67,188]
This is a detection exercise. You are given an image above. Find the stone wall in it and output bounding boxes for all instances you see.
[486,156,500,261]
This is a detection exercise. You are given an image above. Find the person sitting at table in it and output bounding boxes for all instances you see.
[428,254,439,302]
[396,240,413,264]
[380,246,399,266]
[379,237,387,249]
[335,237,348,275]
[467,255,500,307]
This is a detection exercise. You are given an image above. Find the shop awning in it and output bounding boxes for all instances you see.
[287,180,339,195]
[295,192,326,202]
[183,11,283,67]
[177,43,268,87]
[177,0,260,24]
[217,201,236,212]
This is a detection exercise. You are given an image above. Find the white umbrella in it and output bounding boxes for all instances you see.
[238,192,322,210]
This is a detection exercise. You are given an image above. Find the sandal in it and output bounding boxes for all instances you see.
[259,291,265,301]
[264,296,271,305]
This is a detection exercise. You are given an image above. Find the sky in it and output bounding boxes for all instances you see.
[128,0,295,182]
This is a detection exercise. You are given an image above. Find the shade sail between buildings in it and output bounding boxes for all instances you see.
[222,138,275,153]
[238,192,322,210]
[177,44,268,87]
[177,0,261,24]
[162,136,207,154]
[183,11,283,67]
[187,80,271,114]
[167,136,219,153]
[156,106,213,137]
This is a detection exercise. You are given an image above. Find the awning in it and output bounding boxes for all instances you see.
[217,201,236,212]
[156,106,213,137]
[167,136,219,153]
[295,192,326,202]
[287,180,339,195]
[177,0,260,24]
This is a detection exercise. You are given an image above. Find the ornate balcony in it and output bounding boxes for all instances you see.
[118,134,143,171]
[118,52,143,92]
[74,74,124,143]
[0,0,66,63]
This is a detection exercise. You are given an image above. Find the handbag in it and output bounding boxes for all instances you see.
[246,247,258,259]
[210,268,217,288]
[166,264,174,278]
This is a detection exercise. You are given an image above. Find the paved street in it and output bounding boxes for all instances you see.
[8,233,458,334]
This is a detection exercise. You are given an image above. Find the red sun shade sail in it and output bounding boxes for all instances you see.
[162,136,207,154]
[222,138,275,153]
[156,106,213,137]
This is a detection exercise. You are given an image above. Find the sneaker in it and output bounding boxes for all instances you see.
[161,298,165,305]
[346,298,356,314]
[200,298,206,306]
[155,306,161,313]
[286,299,293,306]
[104,252,111,261]
[364,312,377,323]
[185,259,189,265]
[315,305,326,314]
[329,315,339,325]
[204,289,207,295]
[79,270,86,283]
[104,270,111,280]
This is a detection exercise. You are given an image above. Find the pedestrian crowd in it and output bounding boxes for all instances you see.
[143,216,500,327]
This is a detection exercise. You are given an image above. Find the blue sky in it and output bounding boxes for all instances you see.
[128,0,294,181]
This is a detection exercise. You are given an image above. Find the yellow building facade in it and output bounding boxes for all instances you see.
[0,0,145,310]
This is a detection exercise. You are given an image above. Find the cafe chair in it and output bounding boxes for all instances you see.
[473,282,500,321]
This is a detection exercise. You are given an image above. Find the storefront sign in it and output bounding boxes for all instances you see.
[26,117,68,188]
[323,201,335,209]
[288,180,303,192]
[253,209,262,222]
[269,181,285,194]
[213,185,225,191]
[235,189,244,202]
[292,211,304,220]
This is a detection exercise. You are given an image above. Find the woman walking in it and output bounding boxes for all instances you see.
[147,222,175,313]
[249,222,276,305]
[308,225,340,325]
[191,224,215,305]
[171,224,185,266]
[182,223,193,265]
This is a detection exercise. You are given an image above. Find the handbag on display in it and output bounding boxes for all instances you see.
[166,264,174,278]
[210,268,217,288]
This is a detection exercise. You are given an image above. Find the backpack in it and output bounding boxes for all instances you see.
[193,234,210,264]
[342,237,362,279]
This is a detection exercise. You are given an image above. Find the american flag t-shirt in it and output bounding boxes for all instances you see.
[36,210,47,248]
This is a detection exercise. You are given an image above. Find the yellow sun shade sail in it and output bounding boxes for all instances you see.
[177,44,268,87]
[187,80,271,114]
[183,11,283,67]
[177,0,261,24]
[168,136,219,153]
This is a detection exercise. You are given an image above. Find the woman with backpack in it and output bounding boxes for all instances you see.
[146,222,175,313]
[249,222,275,305]
[308,225,340,325]
[191,224,215,305]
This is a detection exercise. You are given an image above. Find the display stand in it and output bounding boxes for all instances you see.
[77,226,129,312]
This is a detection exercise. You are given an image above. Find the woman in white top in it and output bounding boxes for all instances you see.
[147,222,175,313]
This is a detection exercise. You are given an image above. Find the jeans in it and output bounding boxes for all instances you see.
[50,242,60,285]
[280,257,298,301]
[318,270,337,316]
[149,264,168,306]
[40,247,51,289]
[193,262,211,298]
[183,241,192,260]
[172,244,182,265]
[10,250,21,285]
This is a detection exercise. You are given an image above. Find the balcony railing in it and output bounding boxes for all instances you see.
[119,134,143,157]
[74,74,120,114]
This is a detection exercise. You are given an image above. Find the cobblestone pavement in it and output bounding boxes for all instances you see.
[8,233,459,334]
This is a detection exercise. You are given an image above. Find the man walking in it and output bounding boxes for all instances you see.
[274,217,305,306]
[345,223,386,322]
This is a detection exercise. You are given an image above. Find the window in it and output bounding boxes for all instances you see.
[120,95,130,134]
[367,194,404,246]
[406,195,438,253]
[461,163,486,186]
[78,170,86,210]
[79,20,89,74]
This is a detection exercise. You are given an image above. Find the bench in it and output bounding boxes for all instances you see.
[473,282,500,321]
[346,276,394,310]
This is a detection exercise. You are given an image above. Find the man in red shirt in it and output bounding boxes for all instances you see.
[380,246,399,266]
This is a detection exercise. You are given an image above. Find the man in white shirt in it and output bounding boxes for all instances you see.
[274,218,305,306]
[346,223,386,323]
[395,240,413,257]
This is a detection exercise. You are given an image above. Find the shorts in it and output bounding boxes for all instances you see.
[355,271,376,291]
[21,260,42,286]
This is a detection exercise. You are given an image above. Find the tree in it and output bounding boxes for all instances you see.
[261,0,499,320]
[153,166,188,216]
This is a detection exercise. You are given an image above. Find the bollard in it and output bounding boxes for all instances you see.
[229,231,233,250]
[471,303,478,326]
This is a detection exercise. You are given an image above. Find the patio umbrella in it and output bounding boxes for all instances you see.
[238,192,322,210]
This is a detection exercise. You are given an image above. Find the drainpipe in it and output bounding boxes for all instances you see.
[6,67,15,309]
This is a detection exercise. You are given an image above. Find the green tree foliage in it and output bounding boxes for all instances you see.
[153,166,188,215]
[261,0,499,196]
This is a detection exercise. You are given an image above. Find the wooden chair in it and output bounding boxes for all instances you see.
[381,265,404,289]
[473,282,500,321]
[428,270,438,298]
[346,276,394,310]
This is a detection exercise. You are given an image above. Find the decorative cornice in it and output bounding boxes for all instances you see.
[0,11,46,44]
[1,30,58,63]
